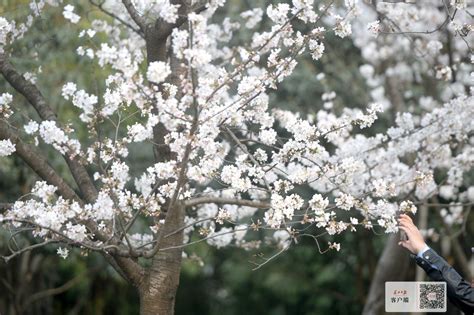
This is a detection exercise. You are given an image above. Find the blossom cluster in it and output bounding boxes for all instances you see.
[0,0,472,260]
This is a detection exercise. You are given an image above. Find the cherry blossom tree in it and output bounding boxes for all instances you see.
[0,0,472,314]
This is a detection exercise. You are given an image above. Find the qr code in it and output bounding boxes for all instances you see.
[419,283,446,311]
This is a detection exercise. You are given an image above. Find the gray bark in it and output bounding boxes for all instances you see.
[363,234,412,315]
[139,204,185,315]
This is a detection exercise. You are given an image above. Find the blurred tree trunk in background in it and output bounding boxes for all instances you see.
[363,234,411,315]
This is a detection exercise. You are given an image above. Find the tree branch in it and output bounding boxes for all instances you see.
[184,196,270,208]
[121,0,146,33]
[224,126,271,191]
[0,54,98,203]
[0,203,12,212]
[0,55,56,120]
[109,255,145,287]
[0,122,82,202]
[2,216,145,287]
[2,240,59,263]
[90,0,144,37]
[0,124,144,285]
[154,1,208,39]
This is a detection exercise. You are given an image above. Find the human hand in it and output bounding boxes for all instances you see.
[397,214,427,255]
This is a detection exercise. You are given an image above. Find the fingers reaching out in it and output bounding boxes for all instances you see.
[396,213,426,255]
[399,213,413,224]
[398,240,410,250]
[398,214,415,230]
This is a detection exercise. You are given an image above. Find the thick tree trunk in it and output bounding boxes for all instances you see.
[138,4,192,313]
[139,204,185,315]
[363,234,411,315]
[140,266,181,315]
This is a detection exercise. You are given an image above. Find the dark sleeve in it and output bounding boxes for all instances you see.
[414,248,474,314]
